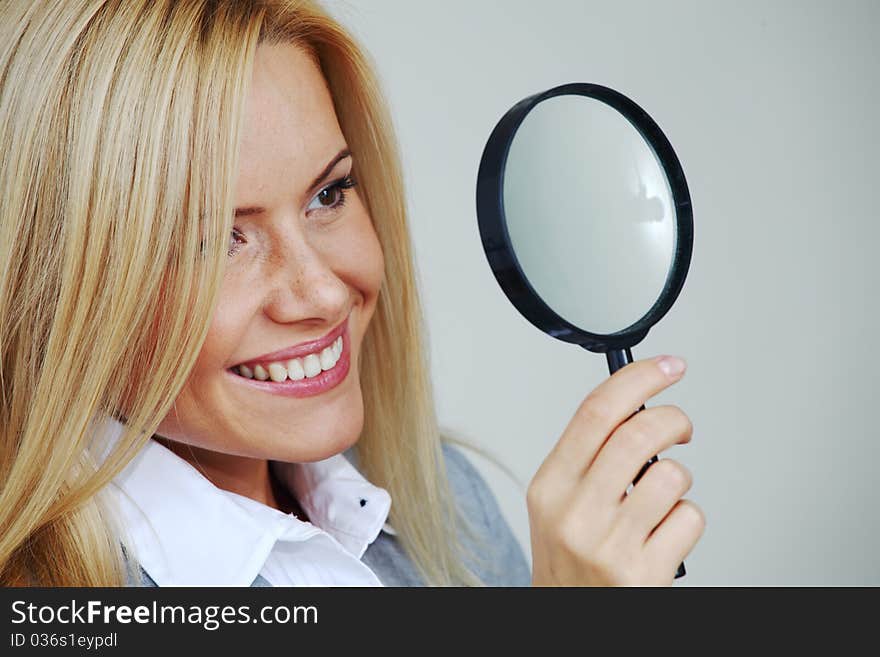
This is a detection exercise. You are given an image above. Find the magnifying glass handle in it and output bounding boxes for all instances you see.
[606,348,687,580]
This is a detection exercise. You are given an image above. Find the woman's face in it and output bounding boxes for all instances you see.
[153,42,384,463]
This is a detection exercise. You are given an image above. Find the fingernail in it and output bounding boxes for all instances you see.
[655,355,686,379]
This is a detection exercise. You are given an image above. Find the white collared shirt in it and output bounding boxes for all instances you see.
[100,417,393,586]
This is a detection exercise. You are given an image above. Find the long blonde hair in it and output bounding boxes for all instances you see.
[0,0,482,586]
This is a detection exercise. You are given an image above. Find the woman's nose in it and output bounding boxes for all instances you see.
[262,234,348,323]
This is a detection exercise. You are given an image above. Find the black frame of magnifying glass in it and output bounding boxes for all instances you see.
[476,82,694,353]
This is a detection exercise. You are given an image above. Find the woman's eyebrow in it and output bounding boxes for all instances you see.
[234,147,352,218]
[307,147,351,194]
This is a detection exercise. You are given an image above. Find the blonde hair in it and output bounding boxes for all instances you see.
[0,0,483,586]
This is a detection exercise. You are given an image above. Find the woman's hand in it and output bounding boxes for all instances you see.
[527,355,705,586]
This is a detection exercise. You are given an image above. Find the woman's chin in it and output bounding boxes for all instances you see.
[286,429,360,463]
[263,400,364,463]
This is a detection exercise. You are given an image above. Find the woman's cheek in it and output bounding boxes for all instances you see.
[355,214,385,299]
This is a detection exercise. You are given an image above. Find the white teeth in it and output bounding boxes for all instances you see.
[319,346,335,371]
[267,362,288,383]
[303,353,322,378]
[287,358,305,380]
[237,335,344,383]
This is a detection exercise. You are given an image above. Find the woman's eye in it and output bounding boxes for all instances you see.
[227,227,245,257]
[306,175,358,214]
[227,176,358,258]
[313,186,341,208]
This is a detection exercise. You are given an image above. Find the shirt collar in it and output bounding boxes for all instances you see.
[98,416,392,586]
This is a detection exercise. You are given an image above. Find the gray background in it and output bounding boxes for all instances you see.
[326,0,880,585]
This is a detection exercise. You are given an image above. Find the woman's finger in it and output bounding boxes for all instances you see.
[583,405,693,504]
[612,458,693,544]
[540,356,687,483]
[645,498,706,575]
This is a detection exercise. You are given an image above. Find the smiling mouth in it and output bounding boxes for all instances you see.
[229,333,344,383]
[224,316,353,398]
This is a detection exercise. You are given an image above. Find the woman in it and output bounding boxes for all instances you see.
[0,0,703,587]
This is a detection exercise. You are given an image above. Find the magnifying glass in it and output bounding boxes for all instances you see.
[476,83,693,579]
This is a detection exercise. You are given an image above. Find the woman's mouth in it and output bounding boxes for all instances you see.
[235,334,343,382]
[225,321,351,398]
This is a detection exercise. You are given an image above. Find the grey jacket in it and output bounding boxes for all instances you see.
[130,443,532,587]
